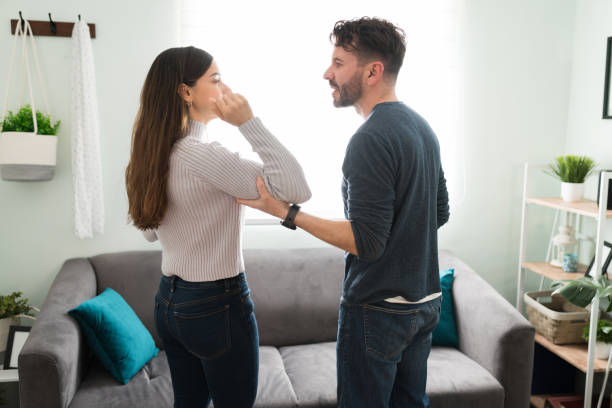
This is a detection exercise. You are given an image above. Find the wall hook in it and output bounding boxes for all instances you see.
[18,11,25,32]
[78,14,81,21]
[48,13,57,35]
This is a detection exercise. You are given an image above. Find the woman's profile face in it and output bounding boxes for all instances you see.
[187,60,230,123]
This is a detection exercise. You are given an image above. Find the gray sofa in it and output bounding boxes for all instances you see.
[18,248,534,408]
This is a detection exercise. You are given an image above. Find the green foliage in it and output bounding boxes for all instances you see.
[583,319,612,344]
[545,155,597,183]
[552,276,612,312]
[1,105,60,135]
[0,291,34,320]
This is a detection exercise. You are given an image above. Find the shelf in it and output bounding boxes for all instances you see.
[526,197,612,219]
[0,368,18,383]
[523,262,589,281]
[535,332,609,373]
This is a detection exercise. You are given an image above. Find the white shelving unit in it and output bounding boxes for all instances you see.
[516,163,612,408]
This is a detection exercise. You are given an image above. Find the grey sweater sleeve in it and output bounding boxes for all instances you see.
[175,117,311,203]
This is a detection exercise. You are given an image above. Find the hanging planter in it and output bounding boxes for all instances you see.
[0,106,60,181]
[0,18,59,181]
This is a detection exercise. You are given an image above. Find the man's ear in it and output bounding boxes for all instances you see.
[177,83,191,103]
[365,61,385,86]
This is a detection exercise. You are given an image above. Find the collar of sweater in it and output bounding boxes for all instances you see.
[186,119,208,142]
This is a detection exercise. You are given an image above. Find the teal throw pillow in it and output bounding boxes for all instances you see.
[432,268,459,348]
[68,288,159,384]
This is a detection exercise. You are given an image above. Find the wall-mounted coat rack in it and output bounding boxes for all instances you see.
[10,12,95,38]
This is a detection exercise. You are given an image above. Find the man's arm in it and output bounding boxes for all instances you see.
[437,167,450,228]
[238,177,358,255]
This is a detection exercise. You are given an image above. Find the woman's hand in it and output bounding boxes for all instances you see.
[211,93,254,127]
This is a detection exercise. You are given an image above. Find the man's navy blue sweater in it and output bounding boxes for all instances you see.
[341,102,449,304]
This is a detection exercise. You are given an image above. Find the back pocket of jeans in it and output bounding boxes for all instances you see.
[361,304,419,362]
[174,304,231,360]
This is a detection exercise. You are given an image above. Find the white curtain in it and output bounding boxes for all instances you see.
[180,0,465,220]
[71,19,104,238]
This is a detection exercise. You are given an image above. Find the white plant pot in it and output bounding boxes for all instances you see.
[0,131,57,181]
[0,317,13,353]
[561,182,584,203]
[595,341,612,360]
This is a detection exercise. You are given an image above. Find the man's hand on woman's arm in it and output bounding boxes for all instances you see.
[237,177,358,256]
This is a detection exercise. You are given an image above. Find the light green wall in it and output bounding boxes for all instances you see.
[564,0,612,243]
[0,0,579,310]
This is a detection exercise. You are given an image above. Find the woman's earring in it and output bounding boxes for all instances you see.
[187,101,192,108]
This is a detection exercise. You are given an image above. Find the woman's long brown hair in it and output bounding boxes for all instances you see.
[126,46,213,230]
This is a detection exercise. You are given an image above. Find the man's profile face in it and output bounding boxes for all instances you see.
[323,46,364,108]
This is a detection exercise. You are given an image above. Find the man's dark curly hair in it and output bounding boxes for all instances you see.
[330,17,406,79]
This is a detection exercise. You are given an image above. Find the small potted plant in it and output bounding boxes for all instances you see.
[546,155,597,202]
[0,105,60,181]
[583,319,612,359]
[0,291,38,355]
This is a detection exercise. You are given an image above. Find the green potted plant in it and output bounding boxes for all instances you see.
[0,105,60,181]
[0,291,38,355]
[546,155,597,202]
[583,319,612,359]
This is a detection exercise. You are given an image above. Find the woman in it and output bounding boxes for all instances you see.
[125,46,311,408]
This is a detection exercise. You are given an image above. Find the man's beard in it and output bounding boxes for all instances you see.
[331,72,362,107]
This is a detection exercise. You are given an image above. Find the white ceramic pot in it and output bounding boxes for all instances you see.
[561,182,584,203]
[595,341,612,360]
[0,131,57,181]
[0,317,12,353]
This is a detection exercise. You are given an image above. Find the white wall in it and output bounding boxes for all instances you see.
[0,0,579,308]
[451,0,577,301]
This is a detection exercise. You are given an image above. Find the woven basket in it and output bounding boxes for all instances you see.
[524,290,589,345]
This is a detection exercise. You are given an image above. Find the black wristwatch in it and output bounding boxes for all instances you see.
[280,204,301,230]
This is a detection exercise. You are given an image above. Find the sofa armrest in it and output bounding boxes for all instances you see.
[19,258,97,408]
[447,253,535,408]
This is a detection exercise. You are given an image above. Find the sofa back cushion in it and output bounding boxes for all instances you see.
[89,251,163,348]
[88,247,346,349]
[243,247,345,347]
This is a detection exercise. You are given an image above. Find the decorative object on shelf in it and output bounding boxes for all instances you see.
[523,290,589,345]
[585,241,612,277]
[0,291,37,354]
[562,253,579,273]
[550,225,577,268]
[597,169,612,210]
[545,155,597,202]
[3,326,31,369]
[0,15,59,181]
[583,320,612,359]
[603,37,612,119]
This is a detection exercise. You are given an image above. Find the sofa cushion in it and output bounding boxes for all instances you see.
[243,248,345,347]
[253,346,299,408]
[427,347,504,407]
[432,268,459,348]
[68,288,159,384]
[279,342,337,407]
[68,351,172,408]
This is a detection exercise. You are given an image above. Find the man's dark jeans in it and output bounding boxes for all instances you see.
[337,296,441,408]
[155,273,259,408]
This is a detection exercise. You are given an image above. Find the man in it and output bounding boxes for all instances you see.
[238,17,450,408]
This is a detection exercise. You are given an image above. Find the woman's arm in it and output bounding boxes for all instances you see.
[176,93,311,203]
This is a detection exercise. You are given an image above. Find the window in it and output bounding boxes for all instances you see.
[180,0,465,222]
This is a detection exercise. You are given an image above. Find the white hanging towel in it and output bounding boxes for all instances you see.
[71,20,104,238]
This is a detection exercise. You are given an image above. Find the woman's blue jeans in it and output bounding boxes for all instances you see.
[154,273,259,408]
